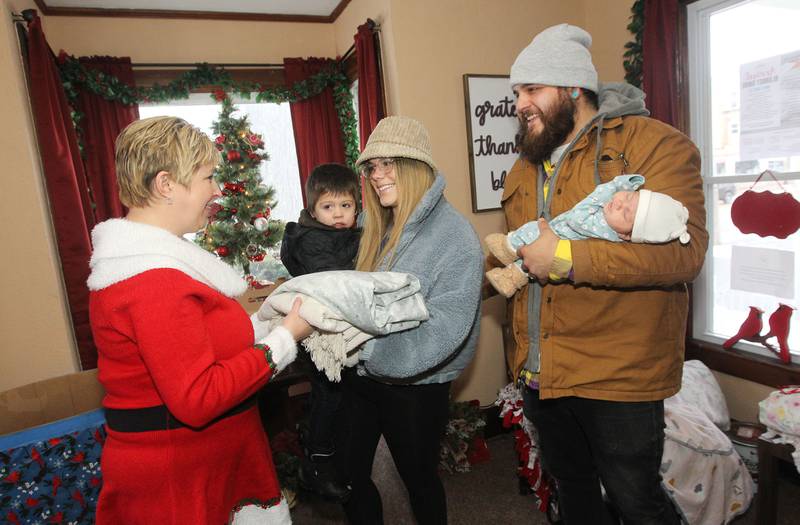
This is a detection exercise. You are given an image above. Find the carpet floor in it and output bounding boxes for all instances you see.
[289,432,800,524]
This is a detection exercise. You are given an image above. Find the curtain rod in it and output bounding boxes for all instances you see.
[340,19,380,62]
[12,9,36,23]
[341,44,355,62]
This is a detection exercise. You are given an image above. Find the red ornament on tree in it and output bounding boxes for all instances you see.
[226,150,241,162]
[215,135,226,144]
[216,246,230,257]
[223,182,243,193]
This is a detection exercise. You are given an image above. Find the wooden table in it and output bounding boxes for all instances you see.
[756,438,795,525]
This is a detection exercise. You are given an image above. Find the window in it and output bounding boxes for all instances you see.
[350,78,360,147]
[688,0,800,360]
[139,93,303,224]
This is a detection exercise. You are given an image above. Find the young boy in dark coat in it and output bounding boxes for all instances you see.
[279,163,361,502]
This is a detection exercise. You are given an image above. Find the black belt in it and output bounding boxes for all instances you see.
[105,395,257,433]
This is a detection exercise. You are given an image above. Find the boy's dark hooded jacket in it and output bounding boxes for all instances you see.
[280,210,361,277]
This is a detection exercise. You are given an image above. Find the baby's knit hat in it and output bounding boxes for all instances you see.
[510,23,598,93]
[631,190,691,244]
[356,116,436,172]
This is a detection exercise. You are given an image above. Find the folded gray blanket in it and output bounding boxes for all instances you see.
[255,271,429,381]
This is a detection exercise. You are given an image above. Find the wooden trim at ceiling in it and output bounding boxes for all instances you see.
[35,0,352,23]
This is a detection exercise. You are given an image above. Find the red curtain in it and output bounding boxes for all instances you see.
[355,20,385,150]
[642,0,679,128]
[76,56,139,222]
[26,14,97,368]
[284,57,347,206]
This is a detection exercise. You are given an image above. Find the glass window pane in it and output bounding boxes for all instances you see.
[694,0,800,359]
[138,94,303,223]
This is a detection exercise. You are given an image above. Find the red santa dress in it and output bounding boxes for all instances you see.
[87,218,293,524]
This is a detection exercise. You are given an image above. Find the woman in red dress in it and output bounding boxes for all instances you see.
[88,116,311,524]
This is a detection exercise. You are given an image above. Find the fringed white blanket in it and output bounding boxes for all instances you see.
[255,271,429,381]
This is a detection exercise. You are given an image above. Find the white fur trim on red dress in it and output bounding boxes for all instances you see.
[87,218,247,297]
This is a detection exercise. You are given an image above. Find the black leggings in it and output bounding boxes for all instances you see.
[340,370,450,525]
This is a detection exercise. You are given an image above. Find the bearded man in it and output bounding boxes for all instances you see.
[495,24,708,524]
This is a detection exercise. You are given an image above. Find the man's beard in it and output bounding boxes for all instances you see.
[516,92,576,165]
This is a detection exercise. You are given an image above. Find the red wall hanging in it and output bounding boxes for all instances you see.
[730,170,800,239]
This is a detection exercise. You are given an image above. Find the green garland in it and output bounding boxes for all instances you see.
[623,0,645,88]
[56,53,359,168]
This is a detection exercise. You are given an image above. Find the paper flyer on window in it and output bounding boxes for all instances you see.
[740,49,800,160]
[730,246,795,299]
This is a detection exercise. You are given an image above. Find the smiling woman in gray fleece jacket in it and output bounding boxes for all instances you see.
[342,116,483,525]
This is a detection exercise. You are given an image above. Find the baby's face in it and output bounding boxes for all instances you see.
[603,190,640,240]
[311,191,357,229]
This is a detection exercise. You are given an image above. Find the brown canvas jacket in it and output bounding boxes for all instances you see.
[500,114,708,401]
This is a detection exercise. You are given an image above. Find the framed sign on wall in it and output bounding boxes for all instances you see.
[463,74,519,212]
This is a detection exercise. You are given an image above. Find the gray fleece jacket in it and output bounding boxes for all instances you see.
[359,174,483,384]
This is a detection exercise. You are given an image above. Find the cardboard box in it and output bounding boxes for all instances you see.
[237,279,284,315]
[0,369,104,435]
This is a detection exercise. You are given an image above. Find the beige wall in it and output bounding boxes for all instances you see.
[0,0,776,420]
[1,0,79,391]
[713,371,774,423]
[43,17,336,63]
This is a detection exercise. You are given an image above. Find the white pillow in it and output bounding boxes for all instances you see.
[668,360,731,431]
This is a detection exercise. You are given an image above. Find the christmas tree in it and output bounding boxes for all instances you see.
[196,90,284,276]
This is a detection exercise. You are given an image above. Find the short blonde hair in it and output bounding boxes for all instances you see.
[115,116,219,207]
[355,158,434,271]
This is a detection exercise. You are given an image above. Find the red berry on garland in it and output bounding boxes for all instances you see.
[215,135,226,144]
[212,88,227,102]
[249,252,266,262]
[264,207,271,218]
[216,246,230,257]
[230,208,238,214]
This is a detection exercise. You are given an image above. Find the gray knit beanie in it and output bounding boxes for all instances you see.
[510,23,598,93]
[356,116,436,172]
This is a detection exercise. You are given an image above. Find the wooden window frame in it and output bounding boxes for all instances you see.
[677,0,800,387]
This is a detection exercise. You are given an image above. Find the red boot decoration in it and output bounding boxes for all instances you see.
[723,306,763,349]
[760,304,795,364]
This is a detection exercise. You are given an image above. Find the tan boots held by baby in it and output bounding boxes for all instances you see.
[484,233,528,298]
[484,233,518,265]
